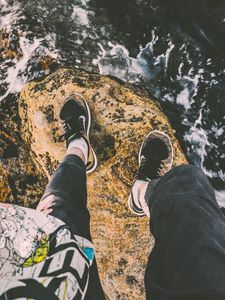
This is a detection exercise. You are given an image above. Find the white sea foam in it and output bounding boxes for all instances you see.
[176,86,192,110]
[176,71,201,110]
[93,43,144,83]
[0,37,41,101]
[80,0,90,5]
[93,30,175,83]
[164,40,175,71]
[215,189,225,208]
[72,6,90,26]
[0,0,22,28]
[214,127,224,138]
[0,0,101,102]
[0,34,59,102]
[94,31,204,113]
[184,109,210,169]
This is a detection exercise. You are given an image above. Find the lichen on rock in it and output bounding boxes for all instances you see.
[17,68,187,299]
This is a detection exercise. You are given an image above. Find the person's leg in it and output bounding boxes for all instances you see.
[36,94,105,300]
[36,147,90,238]
[144,165,225,300]
[37,149,105,299]
[128,130,225,299]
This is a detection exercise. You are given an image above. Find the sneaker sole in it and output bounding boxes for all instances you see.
[128,130,173,216]
[128,193,146,216]
[62,93,98,174]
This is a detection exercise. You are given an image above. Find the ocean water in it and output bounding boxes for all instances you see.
[0,0,224,205]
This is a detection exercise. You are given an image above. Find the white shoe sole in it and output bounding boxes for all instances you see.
[128,193,146,216]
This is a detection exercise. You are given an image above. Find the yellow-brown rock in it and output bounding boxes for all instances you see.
[0,98,47,207]
[0,162,12,202]
[19,68,187,299]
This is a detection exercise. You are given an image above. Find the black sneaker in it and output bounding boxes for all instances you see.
[128,130,173,216]
[59,93,97,174]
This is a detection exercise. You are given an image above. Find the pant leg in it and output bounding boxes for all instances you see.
[37,154,105,300]
[144,165,225,300]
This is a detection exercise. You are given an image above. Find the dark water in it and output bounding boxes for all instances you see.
[0,0,224,204]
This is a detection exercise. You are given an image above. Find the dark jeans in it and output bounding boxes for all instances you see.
[41,154,106,300]
[144,165,225,300]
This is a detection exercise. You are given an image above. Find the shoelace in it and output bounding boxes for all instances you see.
[157,161,165,176]
[58,116,86,142]
[58,120,71,142]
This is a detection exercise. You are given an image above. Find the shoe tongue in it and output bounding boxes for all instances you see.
[60,99,86,120]
[143,138,169,161]
[65,115,86,135]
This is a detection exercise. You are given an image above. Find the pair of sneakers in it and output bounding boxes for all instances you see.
[59,94,173,218]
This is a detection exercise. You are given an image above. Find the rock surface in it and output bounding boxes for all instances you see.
[0,94,47,207]
[16,68,186,299]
